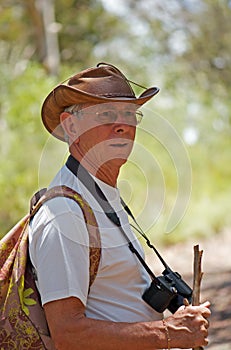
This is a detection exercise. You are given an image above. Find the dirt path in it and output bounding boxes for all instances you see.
[146,228,231,349]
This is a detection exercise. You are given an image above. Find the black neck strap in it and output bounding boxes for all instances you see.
[66,155,158,282]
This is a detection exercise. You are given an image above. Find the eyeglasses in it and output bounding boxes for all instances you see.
[66,105,143,126]
[94,109,143,125]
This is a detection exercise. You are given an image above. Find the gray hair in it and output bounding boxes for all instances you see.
[64,104,81,116]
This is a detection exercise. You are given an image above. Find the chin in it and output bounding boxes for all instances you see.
[103,147,132,168]
[110,157,128,167]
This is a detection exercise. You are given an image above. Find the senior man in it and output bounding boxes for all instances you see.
[29,63,210,349]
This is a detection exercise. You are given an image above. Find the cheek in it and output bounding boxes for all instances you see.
[78,127,108,150]
[131,127,136,140]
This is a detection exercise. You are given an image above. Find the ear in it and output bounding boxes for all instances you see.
[60,112,79,143]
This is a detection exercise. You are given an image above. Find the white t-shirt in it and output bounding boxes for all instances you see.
[29,164,162,322]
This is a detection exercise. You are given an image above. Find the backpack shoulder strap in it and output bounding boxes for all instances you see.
[0,185,101,350]
[30,185,101,287]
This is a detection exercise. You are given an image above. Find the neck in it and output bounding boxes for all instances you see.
[69,145,122,187]
[82,158,120,187]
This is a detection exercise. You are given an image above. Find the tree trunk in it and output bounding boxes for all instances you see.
[25,0,46,62]
[25,0,60,76]
[40,0,60,76]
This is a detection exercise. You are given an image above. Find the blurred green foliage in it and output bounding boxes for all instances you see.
[0,0,230,244]
[0,62,55,231]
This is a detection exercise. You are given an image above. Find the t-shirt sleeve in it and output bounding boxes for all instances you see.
[29,197,90,306]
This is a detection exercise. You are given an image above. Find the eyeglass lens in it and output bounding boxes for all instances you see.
[95,110,143,125]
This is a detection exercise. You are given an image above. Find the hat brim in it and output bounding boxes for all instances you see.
[41,84,159,141]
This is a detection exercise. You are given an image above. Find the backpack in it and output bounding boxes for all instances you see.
[0,185,101,350]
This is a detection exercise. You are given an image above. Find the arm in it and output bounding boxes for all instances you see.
[44,297,211,350]
[31,197,210,349]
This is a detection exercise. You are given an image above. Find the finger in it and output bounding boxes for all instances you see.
[177,305,186,312]
[183,298,190,307]
[203,337,209,346]
[204,319,210,329]
[200,300,211,308]
[201,306,211,318]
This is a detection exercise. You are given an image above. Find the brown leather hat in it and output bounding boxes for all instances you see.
[41,62,159,141]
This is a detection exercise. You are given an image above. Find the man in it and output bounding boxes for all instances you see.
[29,63,211,349]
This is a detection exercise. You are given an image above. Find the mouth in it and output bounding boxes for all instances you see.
[110,143,128,148]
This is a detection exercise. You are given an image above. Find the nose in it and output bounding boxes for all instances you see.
[113,122,132,134]
[113,113,135,133]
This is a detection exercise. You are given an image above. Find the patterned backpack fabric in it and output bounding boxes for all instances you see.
[0,185,101,350]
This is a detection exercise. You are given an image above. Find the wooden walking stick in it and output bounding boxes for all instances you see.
[192,244,204,350]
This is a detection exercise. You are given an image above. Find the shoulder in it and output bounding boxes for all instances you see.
[34,164,85,222]
[29,196,90,246]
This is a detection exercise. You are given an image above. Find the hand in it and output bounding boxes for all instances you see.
[165,301,211,349]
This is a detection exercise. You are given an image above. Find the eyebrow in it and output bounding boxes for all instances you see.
[98,103,137,111]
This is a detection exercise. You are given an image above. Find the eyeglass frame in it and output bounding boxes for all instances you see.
[64,103,144,126]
